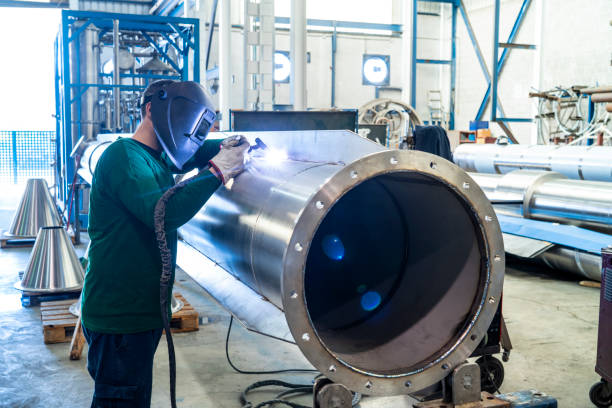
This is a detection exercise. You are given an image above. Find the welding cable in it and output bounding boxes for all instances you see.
[240,380,313,408]
[226,315,319,375]
[239,379,362,408]
[154,172,202,408]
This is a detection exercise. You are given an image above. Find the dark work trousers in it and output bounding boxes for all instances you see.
[82,324,163,408]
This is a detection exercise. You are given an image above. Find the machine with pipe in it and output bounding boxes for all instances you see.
[80,130,509,406]
[54,10,199,218]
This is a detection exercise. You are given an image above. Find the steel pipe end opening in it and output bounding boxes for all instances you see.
[282,150,504,396]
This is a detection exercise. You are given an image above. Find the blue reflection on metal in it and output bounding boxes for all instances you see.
[361,291,381,312]
[322,235,344,261]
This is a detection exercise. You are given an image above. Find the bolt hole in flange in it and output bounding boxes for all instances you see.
[304,172,487,376]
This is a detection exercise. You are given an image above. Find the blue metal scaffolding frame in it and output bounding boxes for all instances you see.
[55,10,199,206]
[488,0,534,125]
[411,0,533,138]
[411,0,458,130]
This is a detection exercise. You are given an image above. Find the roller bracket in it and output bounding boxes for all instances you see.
[314,377,353,408]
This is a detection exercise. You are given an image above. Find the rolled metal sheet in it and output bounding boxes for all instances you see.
[454,144,612,182]
[537,247,602,281]
[469,170,612,232]
[468,169,610,280]
[81,130,505,396]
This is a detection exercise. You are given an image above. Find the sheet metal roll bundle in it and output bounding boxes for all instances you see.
[81,131,505,396]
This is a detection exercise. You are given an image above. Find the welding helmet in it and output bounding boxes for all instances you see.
[145,80,217,170]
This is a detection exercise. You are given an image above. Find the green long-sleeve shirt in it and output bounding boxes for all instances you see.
[81,137,222,334]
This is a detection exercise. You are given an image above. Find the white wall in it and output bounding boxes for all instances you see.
[539,0,611,89]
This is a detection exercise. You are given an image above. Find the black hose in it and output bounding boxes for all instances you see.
[240,380,313,408]
[154,174,197,408]
[226,316,319,375]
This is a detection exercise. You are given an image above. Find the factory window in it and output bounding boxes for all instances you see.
[0,9,60,131]
[275,0,393,27]
[362,54,390,86]
[274,51,291,83]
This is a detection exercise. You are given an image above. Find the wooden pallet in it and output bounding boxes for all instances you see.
[167,293,199,333]
[0,231,35,249]
[40,292,198,346]
[41,299,79,344]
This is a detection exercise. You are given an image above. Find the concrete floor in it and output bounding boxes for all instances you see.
[0,187,603,408]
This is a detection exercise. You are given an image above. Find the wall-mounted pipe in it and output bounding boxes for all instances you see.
[454,144,612,182]
[78,131,504,396]
[112,19,121,131]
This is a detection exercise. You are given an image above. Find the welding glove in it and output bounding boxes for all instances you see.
[209,135,250,184]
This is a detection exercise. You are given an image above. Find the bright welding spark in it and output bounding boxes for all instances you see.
[262,148,288,165]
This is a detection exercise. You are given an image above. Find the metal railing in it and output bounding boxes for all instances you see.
[0,131,55,185]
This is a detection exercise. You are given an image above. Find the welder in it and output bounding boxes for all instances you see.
[80,80,249,408]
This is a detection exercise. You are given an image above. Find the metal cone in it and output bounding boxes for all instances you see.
[8,178,62,238]
[15,226,84,293]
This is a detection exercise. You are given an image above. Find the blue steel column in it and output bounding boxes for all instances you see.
[491,0,500,122]
[61,11,72,202]
[193,20,200,82]
[449,3,457,129]
[75,33,82,142]
[476,0,532,121]
[53,37,62,196]
[182,36,189,80]
[410,0,417,108]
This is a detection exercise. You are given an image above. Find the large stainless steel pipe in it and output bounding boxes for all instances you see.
[80,131,504,396]
[454,144,612,182]
[179,131,504,395]
[469,170,612,232]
